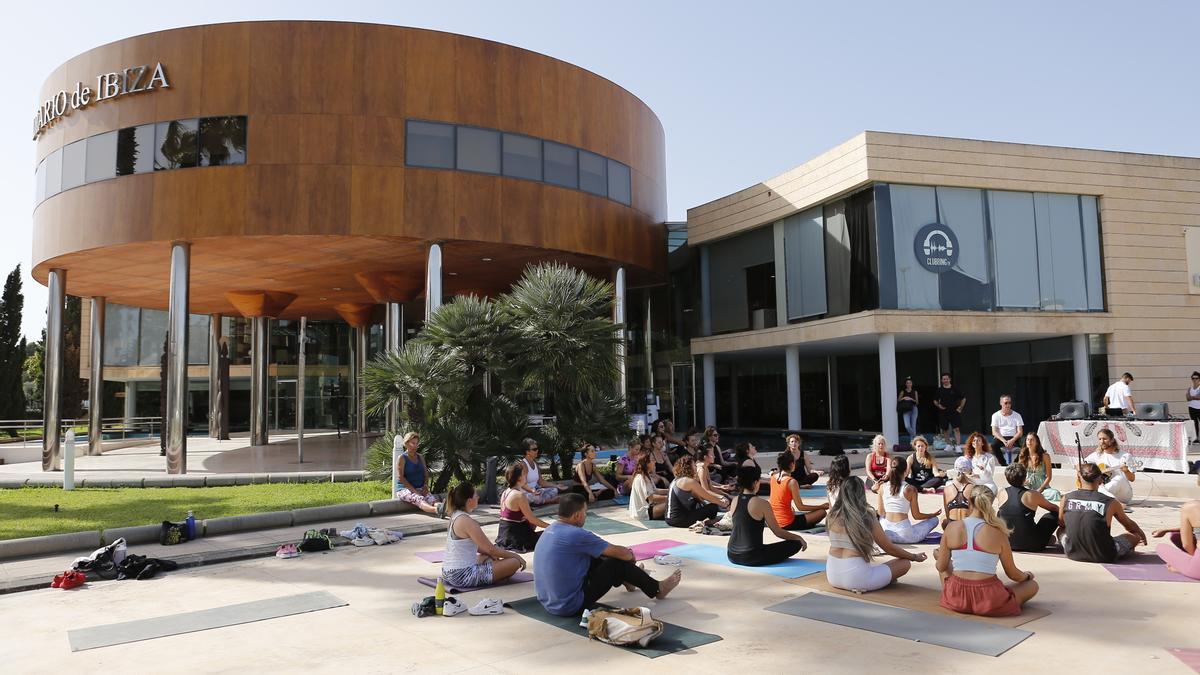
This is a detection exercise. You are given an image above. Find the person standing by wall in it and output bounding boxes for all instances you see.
[989,395,1024,466]
[1102,372,1135,417]
[1186,372,1200,442]
[898,376,919,440]
[933,373,966,451]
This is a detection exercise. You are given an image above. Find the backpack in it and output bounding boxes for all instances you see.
[586,607,664,647]
[298,529,333,552]
[160,520,190,546]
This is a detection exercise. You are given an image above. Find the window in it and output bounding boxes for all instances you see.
[784,206,827,320]
[199,116,247,166]
[455,126,501,174]
[579,150,607,195]
[1081,196,1104,310]
[43,150,62,199]
[188,314,210,365]
[706,227,775,334]
[502,133,541,180]
[154,118,198,170]
[35,158,46,204]
[137,309,168,366]
[543,141,578,188]
[607,159,631,205]
[1036,193,1088,311]
[60,139,87,190]
[989,190,1040,308]
[84,131,118,183]
[405,120,454,169]
[116,124,155,176]
[104,304,140,366]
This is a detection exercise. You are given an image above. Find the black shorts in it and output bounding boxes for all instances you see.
[937,409,962,430]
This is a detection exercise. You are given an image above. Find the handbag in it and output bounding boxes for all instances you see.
[897,398,915,413]
[586,607,665,647]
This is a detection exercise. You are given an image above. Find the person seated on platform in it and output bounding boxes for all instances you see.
[877,456,941,544]
[696,445,733,495]
[826,454,852,506]
[999,464,1061,552]
[665,456,729,529]
[1060,462,1146,563]
[989,394,1024,466]
[575,444,617,503]
[629,452,669,522]
[827,476,926,592]
[647,433,674,488]
[905,435,947,492]
[963,432,999,497]
[864,434,892,491]
[1153,500,1200,579]
[704,425,739,475]
[727,464,811,567]
[662,418,686,455]
[613,438,643,495]
[393,432,444,516]
[495,463,551,553]
[1083,428,1136,505]
[735,441,760,469]
[935,486,1039,617]
[441,483,526,589]
[770,451,830,530]
[942,468,974,530]
[519,438,560,506]
[673,430,703,464]
[1018,432,1061,501]
[785,434,822,487]
[534,493,682,617]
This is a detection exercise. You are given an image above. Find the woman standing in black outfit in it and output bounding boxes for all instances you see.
[727,464,809,567]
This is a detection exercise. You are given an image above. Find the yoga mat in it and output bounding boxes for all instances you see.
[661,543,825,579]
[1103,562,1198,583]
[583,514,645,536]
[612,495,630,506]
[68,591,346,652]
[629,539,687,561]
[418,571,534,594]
[798,486,828,498]
[784,576,1051,628]
[643,520,672,529]
[415,550,444,563]
[1169,648,1200,673]
[765,593,1033,657]
[505,596,722,658]
[806,529,938,545]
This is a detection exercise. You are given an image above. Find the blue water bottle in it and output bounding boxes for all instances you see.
[186,510,196,540]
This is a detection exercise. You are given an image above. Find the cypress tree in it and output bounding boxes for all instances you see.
[0,266,26,427]
[60,295,85,419]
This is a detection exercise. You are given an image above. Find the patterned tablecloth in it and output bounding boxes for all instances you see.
[1038,419,1191,473]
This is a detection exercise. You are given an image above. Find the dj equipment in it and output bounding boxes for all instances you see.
[1058,401,1091,420]
[1135,402,1169,421]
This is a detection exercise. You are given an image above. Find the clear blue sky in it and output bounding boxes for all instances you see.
[4,0,1198,340]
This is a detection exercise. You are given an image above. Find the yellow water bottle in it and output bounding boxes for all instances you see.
[435,578,446,615]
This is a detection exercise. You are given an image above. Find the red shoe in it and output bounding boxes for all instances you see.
[50,573,65,588]
[60,571,86,589]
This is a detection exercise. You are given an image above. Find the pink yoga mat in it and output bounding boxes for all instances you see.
[629,539,686,561]
[418,572,533,594]
[1170,648,1200,674]
[415,550,444,563]
[1103,562,1198,583]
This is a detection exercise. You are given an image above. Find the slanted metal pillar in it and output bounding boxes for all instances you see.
[355,325,369,434]
[614,267,627,401]
[87,296,105,456]
[208,314,222,438]
[165,242,190,473]
[384,302,403,430]
[42,269,66,471]
[250,316,270,446]
[425,243,443,318]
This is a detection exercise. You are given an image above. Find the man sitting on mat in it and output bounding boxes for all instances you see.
[534,493,682,617]
[1153,500,1200,579]
[1060,463,1147,563]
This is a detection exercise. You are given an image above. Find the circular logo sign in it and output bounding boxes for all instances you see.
[913,223,958,273]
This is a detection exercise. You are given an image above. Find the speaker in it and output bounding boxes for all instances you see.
[1058,401,1091,420]
[1136,402,1169,421]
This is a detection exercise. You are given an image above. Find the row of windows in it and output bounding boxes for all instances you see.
[34,116,247,205]
[405,120,633,206]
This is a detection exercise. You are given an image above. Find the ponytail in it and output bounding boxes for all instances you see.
[447,482,475,514]
[969,487,1011,534]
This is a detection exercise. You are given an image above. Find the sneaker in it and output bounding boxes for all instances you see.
[442,596,467,617]
[275,544,300,559]
[50,573,65,588]
[351,536,375,547]
[468,598,504,616]
[59,571,85,590]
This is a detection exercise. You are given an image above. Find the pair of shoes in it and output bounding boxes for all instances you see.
[50,572,66,588]
[276,544,300,559]
[468,598,503,616]
[58,570,85,589]
[351,537,375,547]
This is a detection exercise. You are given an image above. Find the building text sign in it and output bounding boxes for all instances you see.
[32,63,170,140]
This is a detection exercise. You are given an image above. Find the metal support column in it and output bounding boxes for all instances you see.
[208,314,222,438]
[702,353,716,427]
[42,269,66,471]
[786,345,802,432]
[355,325,369,434]
[879,333,899,442]
[87,296,105,456]
[614,267,627,401]
[425,243,443,318]
[250,316,270,446]
[297,316,307,463]
[165,242,190,474]
[385,302,403,430]
[1072,334,1091,404]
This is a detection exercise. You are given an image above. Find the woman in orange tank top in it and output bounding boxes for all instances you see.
[770,451,830,530]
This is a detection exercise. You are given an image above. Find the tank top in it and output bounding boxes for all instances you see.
[442,512,479,570]
[769,475,797,527]
[1023,459,1047,490]
[869,453,889,477]
[499,489,525,522]
[521,457,540,485]
[909,455,934,484]
[667,479,699,519]
[1190,385,1200,410]
[727,493,765,557]
[999,486,1039,548]
[399,453,425,491]
[951,517,1000,574]
[1062,488,1118,563]
[882,483,911,515]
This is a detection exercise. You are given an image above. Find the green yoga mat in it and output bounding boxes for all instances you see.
[506,596,722,658]
[583,514,646,535]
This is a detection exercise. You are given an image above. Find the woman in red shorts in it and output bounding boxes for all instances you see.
[934,486,1039,617]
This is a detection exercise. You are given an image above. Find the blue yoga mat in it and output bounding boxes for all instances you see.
[798,485,828,498]
[661,543,825,579]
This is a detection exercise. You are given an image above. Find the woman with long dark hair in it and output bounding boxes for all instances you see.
[877,456,941,544]
[826,476,925,592]
[1017,432,1060,501]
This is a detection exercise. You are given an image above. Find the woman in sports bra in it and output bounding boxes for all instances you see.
[494,463,550,553]
[826,475,925,592]
[876,456,941,544]
[574,444,616,503]
[942,469,974,530]
[934,486,1039,617]
[864,435,891,491]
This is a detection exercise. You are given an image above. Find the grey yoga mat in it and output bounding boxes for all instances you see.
[765,593,1033,657]
[68,591,348,652]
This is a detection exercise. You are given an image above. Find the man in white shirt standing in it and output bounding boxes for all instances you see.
[1083,428,1136,505]
[1103,372,1135,417]
[989,395,1024,466]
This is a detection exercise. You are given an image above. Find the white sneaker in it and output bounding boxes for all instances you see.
[442,596,467,617]
[468,598,504,616]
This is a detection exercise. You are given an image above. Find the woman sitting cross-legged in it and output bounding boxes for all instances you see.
[441,483,527,589]
[494,463,551,553]
[905,435,947,491]
[697,445,733,495]
[942,468,975,530]
[666,456,729,529]
[575,444,617,503]
[1153,499,1200,579]
[629,452,669,522]
[864,434,892,491]
[826,454,852,506]
[727,464,810,566]
[877,456,941,543]
[935,486,1039,617]
[613,437,644,495]
[1018,432,1061,502]
[999,464,1061,552]
[770,451,830,530]
[393,432,444,516]
[826,476,926,591]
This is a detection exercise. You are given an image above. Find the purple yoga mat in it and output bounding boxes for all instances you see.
[1169,648,1200,674]
[1103,562,1198,583]
[415,550,444,563]
[418,572,534,594]
[629,539,686,561]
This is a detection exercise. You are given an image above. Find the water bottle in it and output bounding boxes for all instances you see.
[186,511,196,540]
[434,578,446,615]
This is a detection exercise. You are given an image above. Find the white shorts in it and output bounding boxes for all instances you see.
[826,554,893,592]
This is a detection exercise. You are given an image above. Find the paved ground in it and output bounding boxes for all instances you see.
[5,486,1198,673]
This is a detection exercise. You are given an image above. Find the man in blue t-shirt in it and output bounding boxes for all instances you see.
[534,493,682,616]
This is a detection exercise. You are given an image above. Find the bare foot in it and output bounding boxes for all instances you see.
[623,582,637,592]
[1168,564,1179,573]
[655,570,682,599]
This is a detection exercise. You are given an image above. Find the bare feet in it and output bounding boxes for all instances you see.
[655,570,682,599]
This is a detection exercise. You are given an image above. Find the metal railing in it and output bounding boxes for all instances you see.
[0,416,162,447]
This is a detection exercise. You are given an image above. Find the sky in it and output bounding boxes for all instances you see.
[3,0,1199,340]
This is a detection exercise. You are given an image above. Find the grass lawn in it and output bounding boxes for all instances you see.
[0,482,392,541]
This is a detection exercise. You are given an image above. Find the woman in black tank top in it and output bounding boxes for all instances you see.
[999,464,1060,551]
[727,463,809,566]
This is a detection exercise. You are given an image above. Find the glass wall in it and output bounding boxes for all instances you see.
[706,227,775,334]
[103,303,212,367]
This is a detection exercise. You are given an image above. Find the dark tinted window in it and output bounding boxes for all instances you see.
[116,124,155,176]
[456,127,501,174]
[84,131,118,183]
[607,159,631,205]
[199,116,247,166]
[579,150,607,196]
[544,141,578,188]
[502,133,541,180]
[60,139,87,190]
[406,120,455,168]
[154,119,199,170]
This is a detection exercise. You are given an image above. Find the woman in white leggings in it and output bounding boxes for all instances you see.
[877,456,942,544]
[826,476,927,591]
